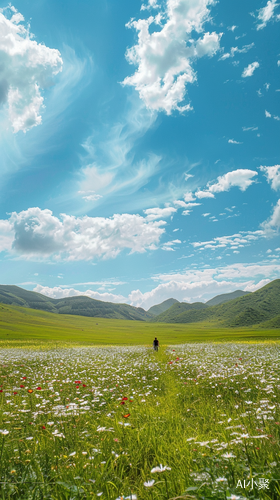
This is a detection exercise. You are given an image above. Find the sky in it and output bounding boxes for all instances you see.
[0,0,279,310]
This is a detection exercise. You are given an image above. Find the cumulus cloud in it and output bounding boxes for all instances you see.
[195,169,258,198]
[34,284,126,303]
[122,0,222,114]
[265,109,272,117]
[32,263,280,309]
[260,164,280,190]
[0,6,62,132]
[242,61,259,77]
[2,207,166,260]
[143,206,177,220]
[255,0,280,30]
[128,263,280,308]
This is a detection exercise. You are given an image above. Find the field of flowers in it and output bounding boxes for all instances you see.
[0,342,279,499]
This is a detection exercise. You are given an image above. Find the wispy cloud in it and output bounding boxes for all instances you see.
[254,0,280,30]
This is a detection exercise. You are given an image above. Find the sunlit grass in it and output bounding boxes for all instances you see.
[0,343,279,499]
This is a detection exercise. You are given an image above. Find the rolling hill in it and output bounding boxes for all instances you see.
[151,280,280,327]
[147,298,179,316]
[205,290,251,306]
[0,285,152,321]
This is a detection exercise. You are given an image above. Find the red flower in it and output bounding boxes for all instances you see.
[120,401,125,405]
[22,377,27,380]
[13,391,18,395]
[74,381,81,384]
[129,400,133,402]
[76,386,80,389]
[82,384,87,387]
[42,426,46,430]
[20,385,25,388]
[36,387,41,390]
[123,413,130,418]
[0,390,2,393]
[122,397,128,401]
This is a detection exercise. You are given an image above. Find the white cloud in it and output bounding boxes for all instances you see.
[265,109,272,117]
[122,0,222,114]
[0,219,14,252]
[261,199,280,233]
[242,126,258,131]
[260,165,280,190]
[255,0,280,30]
[192,229,265,251]
[228,139,243,144]
[32,263,280,309]
[195,190,215,199]
[184,191,196,202]
[3,207,166,260]
[0,6,62,132]
[128,263,280,308]
[34,284,126,303]
[143,206,177,221]
[242,61,259,78]
[219,43,254,61]
[278,60,280,66]
[162,239,181,251]
[77,102,169,207]
[195,169,258,198]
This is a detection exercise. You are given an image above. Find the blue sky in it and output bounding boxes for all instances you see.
[0,0,279,309]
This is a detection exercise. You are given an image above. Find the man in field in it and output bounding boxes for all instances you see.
[153,337,159,351]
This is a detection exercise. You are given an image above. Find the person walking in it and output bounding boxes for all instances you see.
[153,337,159,351]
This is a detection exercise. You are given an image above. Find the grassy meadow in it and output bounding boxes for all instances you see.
[0,304,280,346]
[0,304,279,499]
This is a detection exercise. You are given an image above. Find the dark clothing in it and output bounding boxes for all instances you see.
[153,339,159,351]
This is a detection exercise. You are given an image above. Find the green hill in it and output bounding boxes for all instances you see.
[147,298,179,316]
[151,301,208,323]
[0,285,152,321]
[152,280,280,327]
[206,290,251,306]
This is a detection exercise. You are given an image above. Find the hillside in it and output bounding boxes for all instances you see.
[0,285,152,321]
[152,280,280,327]
[147,298,179,316]
[151,301,208,323]
[206,290,251,306]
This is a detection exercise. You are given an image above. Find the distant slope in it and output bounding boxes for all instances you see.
[206,290,251,307]
[0,285,57,312]
[0,285,152,321]
[151,301,208,323]
[151,280,280,327]
[148,298,179,317]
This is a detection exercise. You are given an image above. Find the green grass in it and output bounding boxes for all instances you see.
[0,343,279,499]
[0,304,280,347]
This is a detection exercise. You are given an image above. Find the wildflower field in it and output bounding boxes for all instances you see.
[0,342,279,500]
